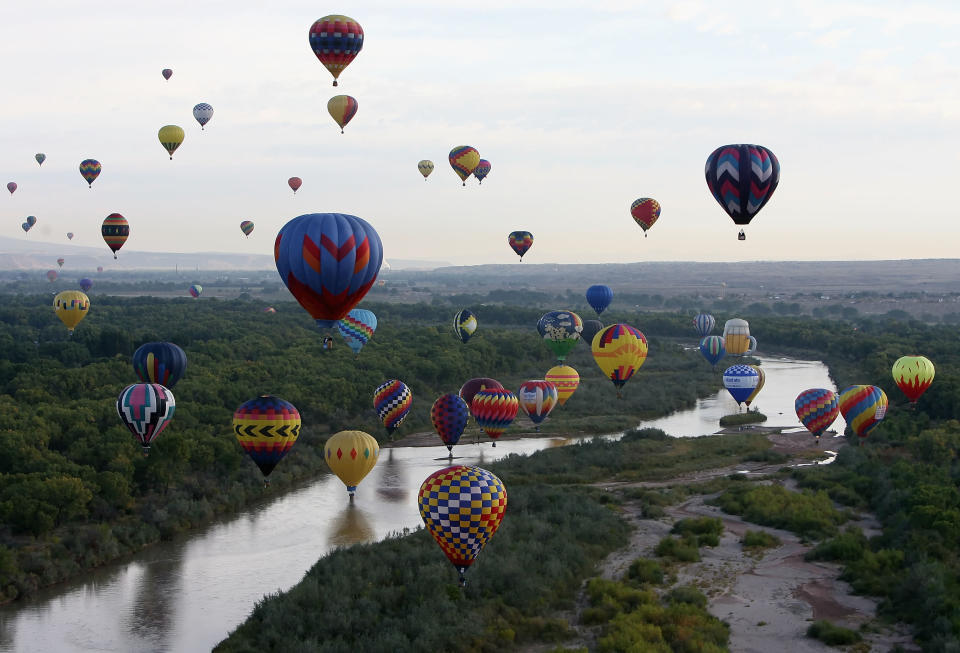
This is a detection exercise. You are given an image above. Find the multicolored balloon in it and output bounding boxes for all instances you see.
[693,313,716,337]
[101,213,129,259]
[431,393,470,453]
[117,383,176,452]
[158,125,185,159]
[288,177,302,193]
[795,388,839,444]
[453,309,478,343]
[6,182,16,195]
[722,318,754,356]
[53,291,89,333]
[630,198,661,237]
[325,430,379,496]
[373,380,412,436]
[838,385,888,442]
[449,146,480,186]
[132,342,187,388]
[309,15,364,86]
[723,364,760,406]
[418,160,434,180]
[586,285,613,315]
[263,307,277,314]
[744,365,765,407]
[274,213,383,328]
[240,220,254,237]
[517,381,558,428]
[327,95,358,133]
[592,324,648,397]
[35,153,46,166]
[233,395,301,483]
[474,159,491,184]
[471,389,519,444]
[699,336,725,366]
[705,144,780,238]
[459,378,504,419]
[161,68,173,80]
[545,365,579,406]
[581,320,604,347]
[537,310,583,363]
[418,465,506,586]
[46,269,57,282]
[79,159,101,187]
[79,278,93,292]
[189,284,202,298]
[57,258,64,269]
[192,103,214,130]
[508,231,533,261]
[892,356,935,403]
[337,308,377,355]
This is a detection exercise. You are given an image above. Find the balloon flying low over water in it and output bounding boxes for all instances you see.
[53,291,89,333]
[892,356,935,403]
[240,221,254,238]
[158,125,185,159]
[453,309,478,343]
[471,389,519,445]
[133,342,187,389]
[327,95,358,133]
[538,311,583,363]
[35,153,45,166]
[6,182,16,195]
[189,284,202,298]
[192,103,213,130]
[418,160,434,180]
[699,336,726,367]
[101,213,129,259]
[545,365,580,406]
[586,285,613,315]
[117,383,176,452]
[79,278,92,292]
[705,144,780,239]
[723,364,760,406]
[337,308,377,355]
[79,159,101,187]
[374,380,412,436]
[418,465,507,587]
[838,385,888,443]
[744,365,765,407]
[309,15,364,86]
[517,380,558,428]
[431,393,470,453]
[288,177,302,194]
[274,213,383,328]
[630,198,661,237]
[592,324,648,398]
[233,395,301,483]
[508,231,534,261]
[325,430,379,497]
[449,146,480,186]
[161,68,173,80]
[693,313,716,337]
[473,159,491,184]
[795,388,839,444]
[46,270,58,282]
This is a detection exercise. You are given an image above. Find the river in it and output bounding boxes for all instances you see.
[0,355,836,653]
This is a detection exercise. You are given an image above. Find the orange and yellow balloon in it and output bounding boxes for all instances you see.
[545,365,580,406]
[591,324,648,398]
[325,430,380,497]
[327,95,358,133]
[449,146,480,186]
[744,365,765,407]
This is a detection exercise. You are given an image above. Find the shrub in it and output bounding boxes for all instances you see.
[741,530,781,549]
[667,585,708,608]
[654,536,700,562]
[627,559,665,585]
[806,620,862,645]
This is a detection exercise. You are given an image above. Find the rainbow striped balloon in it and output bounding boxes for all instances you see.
[337,308,377,355]
[101,213,129,259]
[795,388,838,442]
[373,379,413,435]
[838,385,888,441]
[79,159,101,187]
[471,389,519,443]
[240,220,254,237]
[699,335,726,367]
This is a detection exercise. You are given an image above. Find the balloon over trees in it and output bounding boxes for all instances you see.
[46,270,57,282]
[838,385,888,444]
[189,284,202,298]
[723,365,759,407]
[693,313,715,337]
[795,388,839,444]
[288,177,302,194]
[449,146,480,186]
[517,381,558,429]
[373,380,412,436]
[101,213,129,259]
[309,15,364,86]
[327,95,358,133]
[474,159,491,184]
[592,324,648,398]
[431,393,470,453]
[325,430,379,497]
[158,125,185,159]
[892,356,935,403]
[722,319,754,356]
[132,342,187,388]
[240,220,254,237]
[508,231,533,261]
[630,198,661,237]
[79,278,93,292]
[79,159,101,187]
[57,258,64,269]
[537,310,583,363]
[453,309,478,343]
[585,285,613,315]
[471,389,519,446]
[117,383,176,453]
[232,395,301,484]
[337,308,377,355]
[418,160,434,180]
[545,365,579,406]
[274,213,383,328]
[418,465,507,587]
[705,144,780,239]
[580,320,604,347]
[459,378,504,419]
[192,103,214,130]
[53,291,89,333]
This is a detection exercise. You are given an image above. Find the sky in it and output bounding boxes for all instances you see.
[2,0,959,266]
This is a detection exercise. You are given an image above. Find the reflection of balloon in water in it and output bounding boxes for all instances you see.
[723,365,759,406]
[471,389,519,444]
[192,103,214,130]
[693,313,715,337]
[274,213,383,328]
[158,125,185,159]
[517,381,558,427]
[431,393,470,453]
[161,68,173,80]
[79,159,101,187]
[35,153,46,166]
[545,365,579,406]
[705,144,780,238]
[101,213,129,259]
[418,160,434,180]
[374,380,413,435]
[288,177,302,193]
[474,159,491,184]
[744,365,765,407]
[53,291,89,332]
[79,278,93,292]
[189,284,202,298]
[337,308,377,355]
[453,309,478,343]
[117,383,176,453]
[327,95,358,133]
[630,198,661,237]
[309,15,364,87]
[585,285,613,315]
[233,395,301,483]
[449,146,480,186]
[133,342,187,389]
[418,465,507,587]
[722,318,753,356]
[459,378,504,420]
[537,310,583,363]
[592,324,648,397]
[6,182,16,195]
[240,220,254,238]
[795,388,839,444]
[57,258,64,269]
[46,269,57,282]
[891,356,935,403]
[580,320,604,347]
[325,430,379,497]
[508,231,533,260]
[838,385,888,443]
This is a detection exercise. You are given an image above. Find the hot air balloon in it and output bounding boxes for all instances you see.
[53,291,89,333]
[66,232,74,241]
[97,266,103,273]
[705,144,780,239]
[117,383,176,452]
[795,388,839,444]
[418,465,506,587]
[471,389,519,446]
[46,270,57,282]
[274,213,383,328]
[723,364,760,407]
[431,393,470,453]
[581,320,604,347]
[517,381,558,430]
[630,198,661,237]
[545,365,579,406]
[537,311,583,363]
[233,395,301,485]
[327,95,358,133]
[288,177,302,194]
[189,284,202,298]
[263,306,277,314]
[586,285,613,315]
[133,342,187,388]
[57,258,64,269]
[338,308,377,355]
[453,309,478,343]
[459,378,504,419]
[722,319,754,356]
[35,153,46,166]
[418,160,434,180]
[240,220,254,238]
[474,159,491,184]
[309,15,364,87]
[158,125,185,159]
[6,182,16,195]
[838,385,888,444]
[26,215,37,228]
[592,324,648,398]
[161,68,173,80]
[892,356,935,403]
[21,223,30,233]
[325,430,379,497]
[79,278,93,293]
[101,213,128,259]
[449,146,480,186]
[79,159,101,187]
[192,103,214,130]
[744,365,765,408]
[374,380,412,436]
[508,231,533,261]
[693,313,715,337]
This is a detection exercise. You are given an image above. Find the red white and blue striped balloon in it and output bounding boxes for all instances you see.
[517,380,558,426]
[693,313,715,337]
[705,144,780,228]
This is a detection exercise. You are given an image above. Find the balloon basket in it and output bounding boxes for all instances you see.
[263,479,271,489]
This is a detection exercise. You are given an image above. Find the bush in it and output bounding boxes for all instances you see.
[806,620,862,645]
[671,517,723,547]
[710,484,846,539]
[667,585,707,608]
[627,559,665,585]
[718,412,767,426]
[621,428,670,442]
[654,536,700,562]
[741,530,781,550]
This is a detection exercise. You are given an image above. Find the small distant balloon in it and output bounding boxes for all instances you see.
[66,232,74,241]
[6,182,16,195]
[263,307,277,314]
[46,270,58,282]
[288,177,302,194]
[158,125,185,159]
[449,146,480,186]
[418,160,434,180]
[189,284,202,298]
[97,266,103,273]
[79,159,101,188]
[508,231,534,261]
[101,213,129,259]
[21,223,30,233]
[26,215,37,228]
[35,153,46,166]
[585,285,613,315]
[327,95,358,133]
[693,313,716,337]
[337,308,377,355]
[193,103,213,130]
[57,258,64,269]
[474,159,491,184]
[309,15,364,87]
[630,198,661,237]
[79,278,93,292]
[162,68,173,80]
[240,220,254,238]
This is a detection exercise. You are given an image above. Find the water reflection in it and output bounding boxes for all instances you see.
[328,504,376,548]
[376,448,408,503]
[124,555,183,652]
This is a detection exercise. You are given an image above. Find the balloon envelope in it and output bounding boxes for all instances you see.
[132,342,187,388]
[309,15,364,86]
[838,385,888,439]
[474,159,491,184]
[117,383,176,452]
[538,311,583,363]
[189,284,202,298]
[101,213,129,259]
[418,160,434,179]
[453,309,478,343]
[233,395,301,479]
[744,365,765,407]
[705,144,780,229]
[892,356,934,403]
[722,319,753,356]
[79,278,93,292]
[693,313,716,337]
[545,365,579,406]
[288,177,302,193]
[699,336,726,366]
[459,378,504,418]
[592,324,648,395]
[723,365,760,405]
[337,308,377,355]
[795,388,839,441]
[508,231,534,260]
[161,68,173,80]
[585,285,613,315]
[327,95,358,132]
[630,198,661,234]
[517,381,558,426]
[193,103,214,129]
[35,153,46,166]
[580,320,604,346]
[46,269,57,282]
[374,380,413,435]
[325,430,379,496]
[79,159,101,187]
[471,389,519,441]
[7,182,16,194]
[26,215,37,227]
[240,220,254,237]
[448,146,480,185]
[431,393,470,451]
[53,291,89,332]
[158,125,185,159]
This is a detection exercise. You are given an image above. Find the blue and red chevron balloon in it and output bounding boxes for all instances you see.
[471,389,519,443]
[705,144,780,233]
[374,379,413,435]
[132,342,187,389]
[275,213,383,328]
[431,393,470,452]
[232,395,302,480]
[474,159,491,184]
[337,308,377,355]
[838,385,888,442]
[795,388,839,443]
[309,15,364,86]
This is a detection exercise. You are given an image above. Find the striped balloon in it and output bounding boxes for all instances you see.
[838,385,888,441]
[459,378,504,420]
[240,220,254,237]
[471,389,519,443]
[101,213,129,259]
[453,308,478,343]
[892,356,935,403]
[630,198,661,236]
[591,324,648,397]
[373,379,413,435]
[508,231,534,260]
[337,308,377,355]
[705,144,780,234]
[693,313,715,337]
[327,95,358,133]
[517,380,558,427]
[309,15,364,86]
[132,342,187,389]
[189,284,202,298]
[722,365,759,405]
[795,388,839,443]
[449,146,480,185]
[545,365,580,406]
[431,393,470,452]
[474,159,491,184]
[233,395,301,481]
[193,103,214,129]
[79,159,101,187]
[116,383,176,452]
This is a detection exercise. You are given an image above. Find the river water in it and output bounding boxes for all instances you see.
[0,355,835,653]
